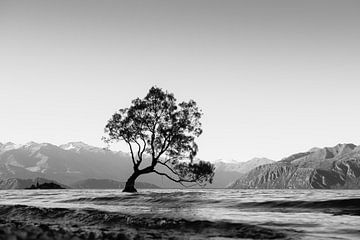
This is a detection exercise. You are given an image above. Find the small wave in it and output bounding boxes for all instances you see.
[60,194,360,216]
[236,198,360,215]
[61,194,140,203]
[0,204,291,239]
[60,191,214,205]
[237,198,360,209]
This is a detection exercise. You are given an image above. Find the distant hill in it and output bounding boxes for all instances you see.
[70,178,160,189]
[211,158,274,188]
[0,177,69,190]
[229,143,360,189]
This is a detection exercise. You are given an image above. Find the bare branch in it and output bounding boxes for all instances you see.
[150,123,157,166]
[152,170,204,188]
[153,170,194,183]
[152,169,185,186]
[125,140,137,167]
[140,137,147,159]
[133,138,142,165]
[156,133,173,159]
[157,161,180,177]
[161,156,179,164]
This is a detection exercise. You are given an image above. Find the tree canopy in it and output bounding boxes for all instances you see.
[104,86,215,192]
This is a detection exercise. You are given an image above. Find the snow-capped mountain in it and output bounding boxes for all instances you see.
[0,142,22,153]
[0,141,133,185]
[59,142,108,153]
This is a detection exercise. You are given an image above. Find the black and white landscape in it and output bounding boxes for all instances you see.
[2,0,360,239]
[1,141,359,239]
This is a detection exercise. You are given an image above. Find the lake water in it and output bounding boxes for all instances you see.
[0,189,359,239]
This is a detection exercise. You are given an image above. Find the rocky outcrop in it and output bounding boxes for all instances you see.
[229,144,360,189]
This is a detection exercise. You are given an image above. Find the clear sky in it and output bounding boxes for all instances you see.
[1,0,359,162]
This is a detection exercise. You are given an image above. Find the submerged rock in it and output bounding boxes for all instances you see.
[25,182,65,189]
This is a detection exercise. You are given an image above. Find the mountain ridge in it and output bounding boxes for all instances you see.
[229,143,360,189]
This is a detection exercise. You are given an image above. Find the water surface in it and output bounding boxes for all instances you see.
[0,189,359,239]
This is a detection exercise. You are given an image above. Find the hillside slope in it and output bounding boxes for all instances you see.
[211,158,274,188]
[229,144,360,189]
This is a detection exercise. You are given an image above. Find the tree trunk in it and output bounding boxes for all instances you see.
[123,172,139,192]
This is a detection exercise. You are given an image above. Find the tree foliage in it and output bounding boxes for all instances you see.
[104,87,215,191]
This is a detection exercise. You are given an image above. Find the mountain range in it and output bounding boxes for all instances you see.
[0,142,131,185]
[2,141,359,189]
[0,141,269,189]
[229,143,360,189]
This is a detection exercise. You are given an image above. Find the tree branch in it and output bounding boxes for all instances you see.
[156,133,173,159]
[157,161,180,177]
[153,169,197,184]
[162,156,179,164]
[140,136,147,159]
[152,170,186,187]
[150,123,157,166]
[125,140,137,167]
[137,166,152,174]
[133,138,142,165]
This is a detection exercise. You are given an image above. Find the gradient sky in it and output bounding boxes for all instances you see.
[1,0,359,162]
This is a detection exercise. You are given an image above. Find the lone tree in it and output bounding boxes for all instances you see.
[104,87,215,192]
